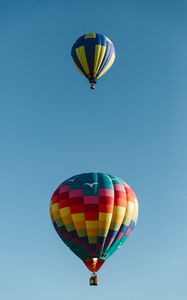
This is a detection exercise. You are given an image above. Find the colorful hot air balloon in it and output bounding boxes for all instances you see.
[50,172,138,285]
[71,33,115,89]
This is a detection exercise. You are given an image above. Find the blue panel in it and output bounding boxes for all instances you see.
[120,224,128,233]
[130,220,135,230]
[71,45,87,77]
[84,38,96,77]
[96,33,106,46]
[107,229,118,238]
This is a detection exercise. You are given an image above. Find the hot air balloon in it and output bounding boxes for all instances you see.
[50,172,138,285]
[71,33,115,89]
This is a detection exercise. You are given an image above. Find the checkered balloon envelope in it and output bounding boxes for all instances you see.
[50,172,139,282]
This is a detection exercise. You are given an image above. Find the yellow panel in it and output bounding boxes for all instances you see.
[86,221,98,228]
[87,228,98,236]
[132,197,139,224]
[59,207,70,217]
[105,36,112,44]
[74,221,85,230]
[123,201,135,226]
[53,210,61,221]
[50,214,55,223]
[51,203,59,213]
[110,222,121,231]
[88,236,97,244]
[111,213,124,224]
[97,52,115,79]
[99,212,112,221]
[85,33,96,39]
[98,213,112,237]
[76,46,90,76]
[113,206,126,216]
[49,203,53,217]
[93,45,106,77]
[62,215,72,225]
[72,213,85,222]
[98,220,111,229]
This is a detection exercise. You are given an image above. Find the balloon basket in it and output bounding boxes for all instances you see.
[89,273,98,286]
[90,82,95,90]
[89,78,96,90]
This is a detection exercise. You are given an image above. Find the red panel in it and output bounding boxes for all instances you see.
[126,189,135,202]
[74,237,81,245]
[84,204,99,212]
[83,196,99,204]
[114,197,126,207]
[105,236,114,246]
[114,190,126,199]
[116,232,124,240]
[124,184,135,202]
[85,212,99,220]
[83,259,105,272]
[99,204,113,213]
[58,192,69,201]
[64,232,72,240]
[51,188,61,204]
[99,196,114,205]
[51,195,59,204]
[69,197,83,205]
[69,189,83,197]
[70,204,84,214]
[58,198,69,208]
[126,227,132,236]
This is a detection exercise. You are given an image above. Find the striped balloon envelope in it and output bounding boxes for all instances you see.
[50,172,139,284]
[71,33,115,89]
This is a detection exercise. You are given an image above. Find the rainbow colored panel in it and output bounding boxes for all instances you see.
[50,172,138,271]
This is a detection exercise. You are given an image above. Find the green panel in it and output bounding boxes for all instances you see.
[98,173,113,189]
[107,174,123,185]
[105,235,128,259]
[77,229,87,237]
[56,219,64,228]
[66,223,75,232]
[98,228,107,236]
[88,236,97,244]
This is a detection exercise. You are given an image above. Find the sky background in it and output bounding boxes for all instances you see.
[0,0,187,299]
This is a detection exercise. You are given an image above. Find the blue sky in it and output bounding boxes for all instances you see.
[0,1,187,299]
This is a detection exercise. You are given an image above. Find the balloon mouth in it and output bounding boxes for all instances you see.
[83,257,105,272]
[89,78,97,90]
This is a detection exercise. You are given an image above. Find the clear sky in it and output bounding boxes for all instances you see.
[0,1,187,299]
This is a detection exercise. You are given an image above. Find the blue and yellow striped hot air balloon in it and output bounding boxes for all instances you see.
[71,33,115,89]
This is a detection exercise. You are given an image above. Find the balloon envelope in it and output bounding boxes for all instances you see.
[50,172,138,272]
[71,33,115,89]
